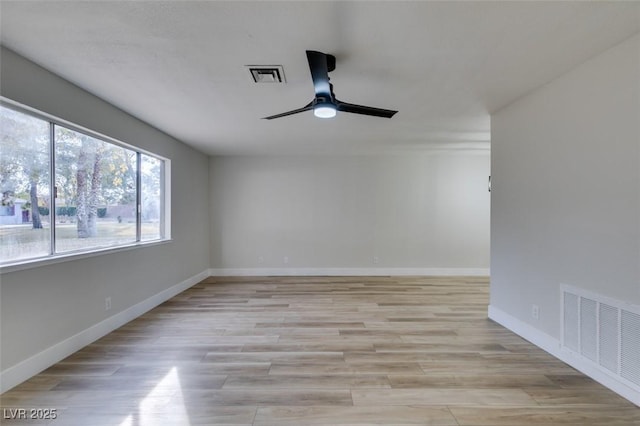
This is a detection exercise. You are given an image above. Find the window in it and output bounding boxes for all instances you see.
[0,107,51,262]
[0,101,168,266]
[140,154,163,241]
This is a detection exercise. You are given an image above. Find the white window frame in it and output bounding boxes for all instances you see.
[0,97,171,273]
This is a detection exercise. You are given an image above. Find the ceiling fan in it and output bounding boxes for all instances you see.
[263,50,398,120]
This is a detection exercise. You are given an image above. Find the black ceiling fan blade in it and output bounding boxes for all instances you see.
[262,103,313,120]
[336,100,398,118]
[306,50,333,98]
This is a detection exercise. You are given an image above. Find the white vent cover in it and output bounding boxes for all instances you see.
[599,303,619,373]
[621,310,640,385]
[561,284,640,392]
[246,65,286,83]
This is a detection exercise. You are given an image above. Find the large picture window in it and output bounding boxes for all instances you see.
[0,101,168,266]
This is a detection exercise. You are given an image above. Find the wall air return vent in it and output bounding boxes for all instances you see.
[247,65,286,83]
[561,284,640,394]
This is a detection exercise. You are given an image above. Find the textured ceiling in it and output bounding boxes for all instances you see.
[1,1,639,155]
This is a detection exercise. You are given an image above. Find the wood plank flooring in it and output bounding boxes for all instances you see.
[2,276,638,425]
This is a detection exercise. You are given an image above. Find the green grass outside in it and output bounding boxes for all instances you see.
[1,221,161,263]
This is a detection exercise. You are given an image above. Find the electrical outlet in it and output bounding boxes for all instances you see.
[283,256,289,264]
[105,297,112,311]
[258,256,264,264]
[373,256,379,264]
[531,304,539,320]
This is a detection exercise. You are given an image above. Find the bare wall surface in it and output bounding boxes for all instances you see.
[490,34,640,339]
[210,153,490,270]
[0,48,211,371]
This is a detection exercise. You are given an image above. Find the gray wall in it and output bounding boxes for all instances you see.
[210,153,490,270]
[0,48,211,370]
[490,34,640,337]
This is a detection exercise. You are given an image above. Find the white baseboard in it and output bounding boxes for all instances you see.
[208,267,489,277]
[487,305,561,355]
[0,269,209,394]
[488,304,639,407]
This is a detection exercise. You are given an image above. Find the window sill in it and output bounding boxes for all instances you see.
[0,239,172,274]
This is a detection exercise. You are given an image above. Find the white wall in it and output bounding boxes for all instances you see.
[0,48,211,389]
[210,153,490,274]
[490,34,640,337]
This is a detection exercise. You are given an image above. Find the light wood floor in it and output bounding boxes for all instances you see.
[1,276,638,425]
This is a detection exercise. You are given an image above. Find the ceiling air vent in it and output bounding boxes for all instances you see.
[247,65,286,83]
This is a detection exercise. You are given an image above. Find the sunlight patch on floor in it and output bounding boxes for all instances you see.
[119,367,188,426]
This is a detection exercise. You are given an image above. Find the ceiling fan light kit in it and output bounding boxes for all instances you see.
[264,50,397,120]
[313,103,337,118]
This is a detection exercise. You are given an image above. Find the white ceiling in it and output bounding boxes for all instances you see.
[1,1,639,156]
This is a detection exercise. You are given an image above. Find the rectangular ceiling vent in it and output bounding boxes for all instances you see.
[246,65,285,83]
[561,283,640,393]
